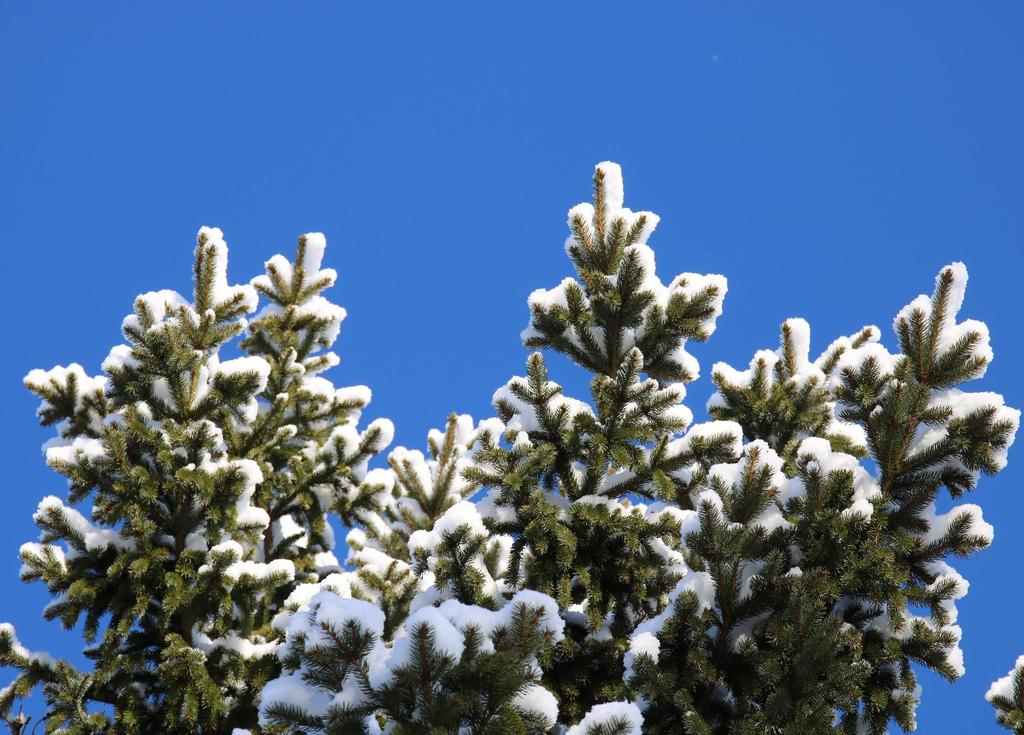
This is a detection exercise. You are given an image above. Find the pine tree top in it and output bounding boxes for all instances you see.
[2,164,1020,735]
[2,228,396,734]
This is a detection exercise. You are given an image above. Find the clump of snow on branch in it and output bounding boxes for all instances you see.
[894,262,993,371]
[795,438,881,520]
[198,226,260,312]
[408,501,514,609]
[492,374,594,434]
[250,232,347,348]
[512,683,559,727]
[33,496,131,555]
[988,654,1024,722]
[259,588,564,727]
[566,700,644,735]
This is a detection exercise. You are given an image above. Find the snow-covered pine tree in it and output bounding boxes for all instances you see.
[0,229,394,734]
[253,162,1018,735]
[500,166,1017,734]
[626,280,1019,734]
[255,163,730,734]
[465,162,734,726]
[3,165,1018,735]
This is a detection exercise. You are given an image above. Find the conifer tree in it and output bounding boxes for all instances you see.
[256,163,1017,735]
[679,264,1019,733]
[2,164,1019,735]
[465,163,735,725]
[0,229,393,734]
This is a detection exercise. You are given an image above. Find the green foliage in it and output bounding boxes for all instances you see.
[636,254,1016,734]
[260,595,560,735]
[2,164,1019,735]
[708,321,875,468]
[2,230,393,734]
[459,164,734,723]
[469,165,1016,734]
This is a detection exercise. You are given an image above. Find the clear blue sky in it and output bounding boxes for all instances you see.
[2,3,1022,731]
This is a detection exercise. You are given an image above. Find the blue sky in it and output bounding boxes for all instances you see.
[1,3,1022,731]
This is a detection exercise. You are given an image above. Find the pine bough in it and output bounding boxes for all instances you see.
[1,165,1020,735]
